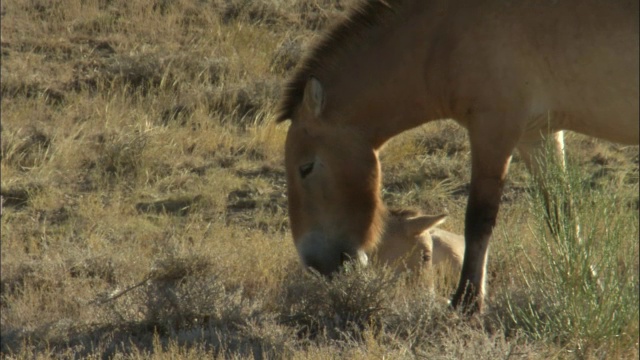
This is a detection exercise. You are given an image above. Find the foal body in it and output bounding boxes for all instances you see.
[278,0,639,313]
[374,210,464,278]
[430,228,464,274]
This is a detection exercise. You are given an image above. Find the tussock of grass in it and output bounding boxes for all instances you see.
[1,127,53,170]
[91,131,149,182]
[0,183,41,208]
[270,37,304,74]
[206,79,280,127]
[71,54,166,94]
[0,82,66,105]
[218,0,287,26]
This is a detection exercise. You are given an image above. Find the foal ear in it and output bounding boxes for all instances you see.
[403,214,447,237]
[303,76,325,117]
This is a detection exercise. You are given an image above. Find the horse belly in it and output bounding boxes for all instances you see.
[538,33,639,145]
[506,0,638,145]
[549,74,639,145]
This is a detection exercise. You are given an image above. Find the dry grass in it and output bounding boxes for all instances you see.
[1,0,638,358]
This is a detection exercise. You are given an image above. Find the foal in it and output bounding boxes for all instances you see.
[374,209,464,279]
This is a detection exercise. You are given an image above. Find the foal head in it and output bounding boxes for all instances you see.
[375,209,447,274]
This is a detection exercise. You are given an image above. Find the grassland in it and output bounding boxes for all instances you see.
[1,0,638,358]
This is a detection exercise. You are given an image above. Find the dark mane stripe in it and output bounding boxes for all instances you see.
[276,0,402,122]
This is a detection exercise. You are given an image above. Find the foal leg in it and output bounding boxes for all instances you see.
[451,124,518,314]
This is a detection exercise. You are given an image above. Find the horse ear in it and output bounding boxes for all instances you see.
[303,76,325,117]
[403,214,447,237]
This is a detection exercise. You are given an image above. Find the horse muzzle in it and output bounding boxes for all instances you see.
[296,232,369,276]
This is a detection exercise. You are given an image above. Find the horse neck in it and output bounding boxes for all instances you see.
[318,2,451,148]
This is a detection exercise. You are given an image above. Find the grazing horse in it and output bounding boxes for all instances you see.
[374,209,464,279]
[277,0,639,313]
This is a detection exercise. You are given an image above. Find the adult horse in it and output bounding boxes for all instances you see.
[276,0,639,314]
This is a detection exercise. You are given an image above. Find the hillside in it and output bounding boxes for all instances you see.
[1,1,638,358]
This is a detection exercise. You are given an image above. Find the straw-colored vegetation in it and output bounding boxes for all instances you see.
[1,0,637,358]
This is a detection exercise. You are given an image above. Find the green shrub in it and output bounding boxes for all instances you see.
[502,148,639,357]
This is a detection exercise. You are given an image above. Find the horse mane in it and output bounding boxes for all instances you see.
[276,0,403,122]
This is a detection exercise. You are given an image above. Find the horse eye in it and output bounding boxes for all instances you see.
[299,162,314,179]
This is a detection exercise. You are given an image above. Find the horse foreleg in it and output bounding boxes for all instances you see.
[451,128,516,314]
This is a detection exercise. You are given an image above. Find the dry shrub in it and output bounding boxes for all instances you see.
[279,262,396,340]
[84,253,284,357]
[68,256,117,286]
[87,131,148,183]
[142,256,238,329]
